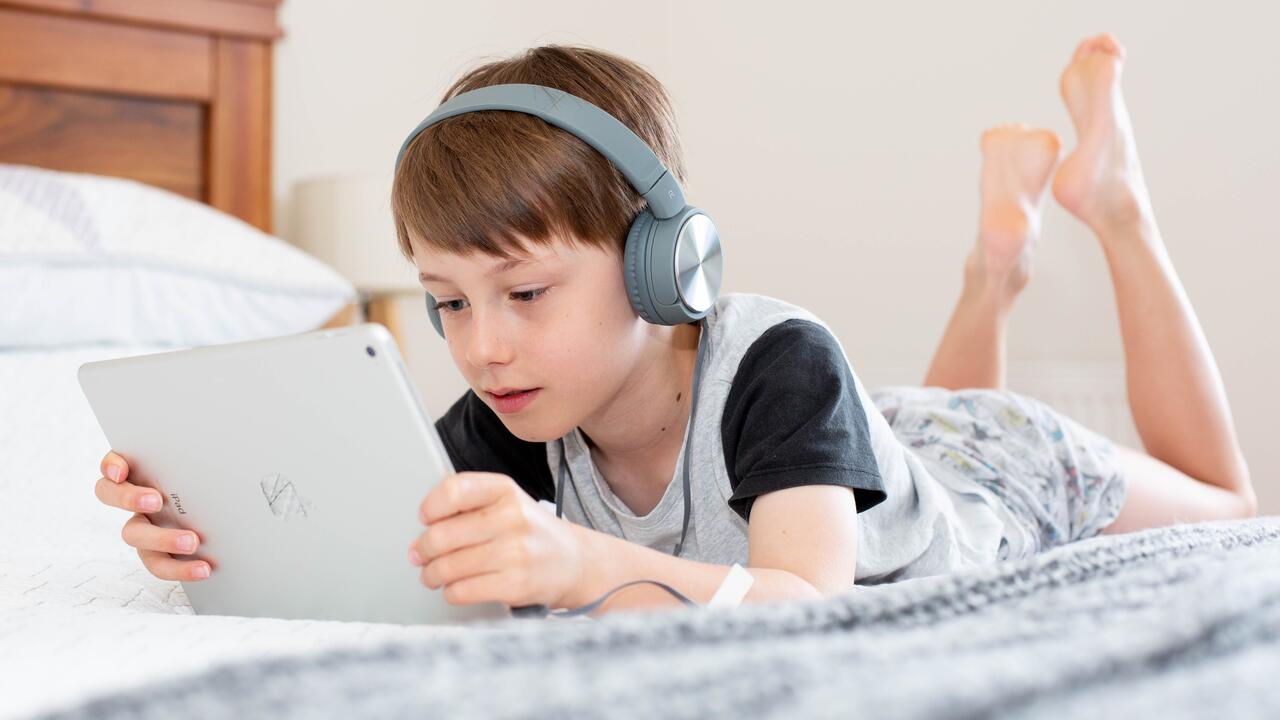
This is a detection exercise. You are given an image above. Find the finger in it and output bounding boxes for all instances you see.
[419,540,511,590]
[122,513,201,555]
[420,473,515,525]
[100,451,129,484]
[138,548,211,582]
[412,502,512,561]
[95,476,163,513]
[441,570,515,607]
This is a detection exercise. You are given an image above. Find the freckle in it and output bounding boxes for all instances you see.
[661,427,666,432]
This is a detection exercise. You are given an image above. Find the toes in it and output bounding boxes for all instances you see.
[1032,129,1062,152]
[1093,32,1126,58]
[1075,33,1126,62]
[980,124,1057,148]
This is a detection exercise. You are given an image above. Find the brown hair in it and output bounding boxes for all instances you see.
[391,45,687,263]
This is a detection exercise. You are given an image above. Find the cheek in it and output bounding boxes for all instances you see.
[543,304,635,389]
[574,320,639,385]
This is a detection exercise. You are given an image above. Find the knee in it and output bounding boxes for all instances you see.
[1240,485,1259,518]
[1230,456,1258,517]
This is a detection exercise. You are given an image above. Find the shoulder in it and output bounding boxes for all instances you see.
[722,313,855,414]
[719,315,888,520]
[433,390,555,501]
[730,316,846,383]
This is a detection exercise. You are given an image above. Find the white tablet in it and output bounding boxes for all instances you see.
[78,323,509,626]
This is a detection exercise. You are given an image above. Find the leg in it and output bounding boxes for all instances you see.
[1103,444,1256,535]
[1052,33,1257,525]
[924,125,1060,390]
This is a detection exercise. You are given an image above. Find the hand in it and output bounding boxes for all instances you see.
[94,450,211,582]
[409,472,584,609]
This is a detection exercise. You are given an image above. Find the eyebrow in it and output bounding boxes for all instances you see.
[418,257,538,285]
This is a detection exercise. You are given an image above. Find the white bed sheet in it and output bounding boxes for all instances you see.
[0,345,503,720]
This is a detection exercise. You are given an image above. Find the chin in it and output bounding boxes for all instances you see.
[505,422,564,444]
[492,409,567,444]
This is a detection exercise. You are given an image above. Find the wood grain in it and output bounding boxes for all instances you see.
[0,85,204,199]
[0,0,279,231]
[208,36,272,232]
[0,0,282,40]
[0,7,212,101]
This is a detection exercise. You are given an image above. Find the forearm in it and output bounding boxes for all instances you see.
[559,523,823,616]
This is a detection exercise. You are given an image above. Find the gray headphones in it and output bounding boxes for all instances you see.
[393,83,724,339]
[394,83,721,562]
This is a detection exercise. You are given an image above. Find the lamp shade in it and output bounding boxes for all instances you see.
[289,175,420,292]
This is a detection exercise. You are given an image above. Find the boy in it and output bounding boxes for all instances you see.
[96,35,1257,617]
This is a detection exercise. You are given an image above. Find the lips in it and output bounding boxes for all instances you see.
[485,387,531,397]
[485,387,540,414]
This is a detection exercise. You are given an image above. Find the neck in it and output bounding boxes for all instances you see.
[577,321,702,487]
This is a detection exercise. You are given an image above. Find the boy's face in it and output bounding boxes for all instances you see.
[412,233,646,442]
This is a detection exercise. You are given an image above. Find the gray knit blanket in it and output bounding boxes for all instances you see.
[45,517,1280,719]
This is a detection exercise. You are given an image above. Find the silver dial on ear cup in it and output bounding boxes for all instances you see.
[674,213,722,314]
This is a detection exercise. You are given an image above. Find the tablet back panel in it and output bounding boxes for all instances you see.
[78,323,508,625]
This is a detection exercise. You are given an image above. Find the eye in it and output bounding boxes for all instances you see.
[431,287,548,315]
[510,287,549,303]
[433,298,469,314]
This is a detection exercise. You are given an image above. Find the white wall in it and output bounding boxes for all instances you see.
[273,0,1280,514]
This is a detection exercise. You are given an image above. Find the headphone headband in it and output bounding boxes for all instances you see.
[395,83,687,219]
[399,81,722,336]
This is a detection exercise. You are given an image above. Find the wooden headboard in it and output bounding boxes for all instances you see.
[0,0,281,232]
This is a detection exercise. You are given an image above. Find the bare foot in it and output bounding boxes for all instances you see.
[1051,33,1153,237]
[966,123,1061,298]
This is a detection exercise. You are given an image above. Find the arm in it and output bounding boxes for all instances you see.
[562,483,859,615]
[415,322,879,614]
[409,474,860,616]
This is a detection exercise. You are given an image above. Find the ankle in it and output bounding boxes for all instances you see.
[1068,170,1155,242]
[1095,212,1164,258]
[964,251,1026,310]
[961,263,1018,317]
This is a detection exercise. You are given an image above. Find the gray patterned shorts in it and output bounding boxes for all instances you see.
[869,385,1130,556]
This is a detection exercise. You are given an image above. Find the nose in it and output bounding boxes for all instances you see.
[462,304,513,368]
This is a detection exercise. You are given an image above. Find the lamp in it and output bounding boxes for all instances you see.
[290,175,420,350]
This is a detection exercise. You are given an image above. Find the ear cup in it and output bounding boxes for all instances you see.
[424,292,446,339]
[623,210,660,323]
[625,206,723,326]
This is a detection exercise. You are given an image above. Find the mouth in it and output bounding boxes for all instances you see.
[485,387,536,398]
[484,387,541,414]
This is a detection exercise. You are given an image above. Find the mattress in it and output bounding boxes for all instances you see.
[0,345,501,719]
[5,345,1279,720]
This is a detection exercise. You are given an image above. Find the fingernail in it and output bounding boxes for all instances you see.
[176,534,196,552]
[192,564,210,579]
[107,464,121,482]
[139,494,161,512]
[409,547,422,565]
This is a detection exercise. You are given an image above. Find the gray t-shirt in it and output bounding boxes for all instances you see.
[435,293,1012,584]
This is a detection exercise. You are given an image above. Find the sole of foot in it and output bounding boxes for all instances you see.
[1051,32,1152,237]
[969,123,1061,297]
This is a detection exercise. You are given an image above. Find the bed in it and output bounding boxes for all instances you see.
[3,2,1280,718]
[5,348,1279,719]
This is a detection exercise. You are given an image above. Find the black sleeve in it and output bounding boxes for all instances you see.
[721,319,888,523]
[433,390,555,502]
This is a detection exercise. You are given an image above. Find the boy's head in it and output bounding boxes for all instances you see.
[392,45,692,442]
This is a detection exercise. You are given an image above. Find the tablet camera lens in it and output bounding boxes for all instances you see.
[366,346,376,357]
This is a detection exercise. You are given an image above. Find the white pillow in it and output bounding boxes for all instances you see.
[0,164,357,348]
